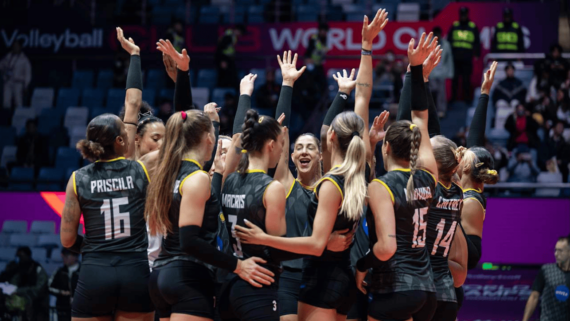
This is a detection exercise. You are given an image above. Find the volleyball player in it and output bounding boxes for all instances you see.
[355,33,440,321]
[272,53,357,320]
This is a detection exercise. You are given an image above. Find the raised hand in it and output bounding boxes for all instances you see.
[240,73,258,96]
[204,102,220,123]
[369,110,390,146]
[481,61,498,95]
[276,113,285,126]
[333,69,357,95]
[163,53,177,83]
[156,39,190,71]
[408,32,436,67]
[278,50,306,87]
[213,139,225,174]
[362,9,389,50]
[422,46,443,81]
[116,27,140,55]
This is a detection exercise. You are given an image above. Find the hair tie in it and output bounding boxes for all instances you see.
[351,131,360,138]
[487,169,497,175]
[409,124,417,130]
[258,116,264,124]
[181,111,187,121]
[241,149,248,154]
[475,162,484,168]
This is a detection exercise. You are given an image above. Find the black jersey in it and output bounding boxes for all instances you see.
[427,182,463,302]
[154,159,219,268]
[350,215,370,267]
[368,168,437,293]
[463,188,486,212]
[73,157,149,253]
[221,170,277,269]
[282,179,312,270]
[306,172,360,263]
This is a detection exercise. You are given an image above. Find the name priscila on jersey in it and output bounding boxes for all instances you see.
[90,176,134,193]
[435,197,462,211]
[222,194,245,209]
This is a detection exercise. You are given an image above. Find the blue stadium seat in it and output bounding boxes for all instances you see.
[2,220,27,234]
[236,0,255,4]
[71,70,94,89]
[297,12,318,21]
[223,12,246,24]
[199,6,220,23]
[248,5,264,15]
[327,6,344,21]
[346,13,364,21]
[96,69,114,90]
[343,4,365,13]
[56,88,81,109]
[159,89,175,100]
[248,13,264,23]
[106,88,125,109]
[146,69,166,91]
[373,3,396,21]
[298,4,319,13]
[197,69,218,90]
[250,69,267,89]
[38,109,61,135]
[37,168,64,184]
[0,127,16,152]
[211,88,237,105]
[55,147,81,170]
[142,91,157,105]
[31,221,56,234]
[10,167,34,190]
[82,88,105,108]
[90,107,107,119]
[0,248,17,262]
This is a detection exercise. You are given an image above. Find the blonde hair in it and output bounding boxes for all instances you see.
[329,111,367,221]
[460,147,499,185]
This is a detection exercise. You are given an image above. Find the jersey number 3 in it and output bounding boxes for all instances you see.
[100,197,131,240]
[412,207,427,248]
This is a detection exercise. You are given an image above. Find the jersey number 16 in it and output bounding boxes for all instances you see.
[100,197,131,240]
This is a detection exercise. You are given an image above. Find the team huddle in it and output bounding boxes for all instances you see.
[60,9,500,321]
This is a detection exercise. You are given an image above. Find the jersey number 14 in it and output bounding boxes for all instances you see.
[100,197,131,240]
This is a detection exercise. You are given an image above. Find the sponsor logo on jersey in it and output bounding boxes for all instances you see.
[555,285,569,302]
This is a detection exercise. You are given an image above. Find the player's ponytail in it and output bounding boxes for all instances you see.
[146,110,212,235]
[237,109,281,177]
[329,111,366,221]
[76,114,122,162]
[431,136,461,184]
[384,120,423,203]
[460,147,499,185]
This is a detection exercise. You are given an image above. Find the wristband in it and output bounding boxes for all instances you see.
[361,48,372,56]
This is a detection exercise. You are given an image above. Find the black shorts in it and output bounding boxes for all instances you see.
[432,300,458,321]
[298,260,357,315]
[368,290,436,321]
[346,289,368,320]
[455,286,464,311]
[148,260,215,319]
[72,251,154,318]
[278,268,302,317]
[218,274,279,321]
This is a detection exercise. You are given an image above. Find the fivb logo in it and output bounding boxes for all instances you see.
[1,29,103,53]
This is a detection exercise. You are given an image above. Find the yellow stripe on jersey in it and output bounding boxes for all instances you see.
[462,188,482,194]
[372,179,394,204]
[246,169,267,174]
[72,172,77,196]
[183,159,203,170]
[314,177,344,204]
[137,160,151,183]
[95,157,125,163]
[286,180,295,199]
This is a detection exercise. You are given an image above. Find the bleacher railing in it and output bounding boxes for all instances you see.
[484,53,570,64]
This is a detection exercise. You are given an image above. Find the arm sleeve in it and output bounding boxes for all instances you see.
[410,65,428,111]
[233,95,251,135]
[203,121,219,172]
[397,72,412,121]
[324,91,349,126]
[356,250,375,272]
[211,172,223,201]
[174,69,193,111]
[531,268,545,293]
[65,235,84,254]
[180,225,238,271]
[275,85,293,128]
[466,94,490,148]
[126,55,143,90]
[426,82,441,137]
[466,234,482,270]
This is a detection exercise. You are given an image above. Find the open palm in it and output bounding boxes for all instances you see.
[333,69,357,94]
[157,39,190,71]
[116,27,140,55]
[362,9,389,47]
[278,50,306,85]
[369,110,390,145]
[481,61,498,95]
[422,46,443,80]
[408,32,436,66]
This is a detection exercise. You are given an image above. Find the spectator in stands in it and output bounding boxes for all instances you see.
[373,50,405,103]
[505,103,540,151]
[485,139,509,172]
[543,44,569,89]
[48,249,80,321]
[522,236,570,321]
[507,144,540,184]
[0,247,49,321]
[215,25,246,89]
[448,6,480,103]
[534,94,558,124]
[304,22,329,91]
[556,87,570,124]
[544,120,570,182]
[429,26,454,117]
[165,19,185,52]
[0,40,32,109]
[13,119,48,174]
[255,68,280,108]
[491,8,525,53]
[492,63,527,108]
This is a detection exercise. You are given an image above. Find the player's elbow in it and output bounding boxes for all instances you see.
[60,234,76,249]
[373,240,396,261]
[310,239,328,257]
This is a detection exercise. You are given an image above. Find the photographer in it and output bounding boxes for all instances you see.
[507,145,540,184]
